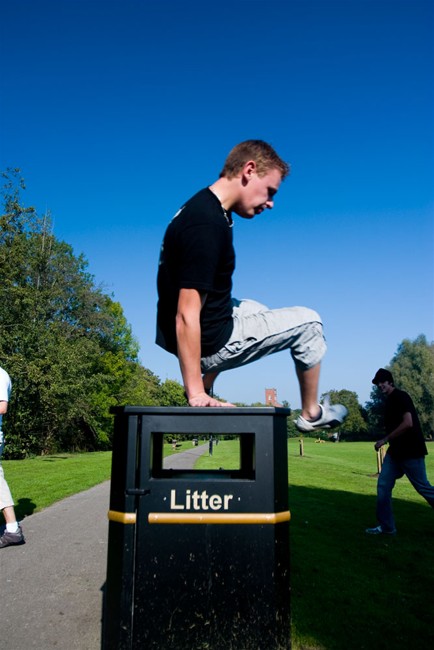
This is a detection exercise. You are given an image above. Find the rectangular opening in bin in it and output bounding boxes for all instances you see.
[150,432,255,479]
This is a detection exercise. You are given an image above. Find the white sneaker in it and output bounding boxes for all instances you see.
[365,525,396,535]
[295,396,348,433]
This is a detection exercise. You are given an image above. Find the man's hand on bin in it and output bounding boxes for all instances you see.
[188,391,235,408]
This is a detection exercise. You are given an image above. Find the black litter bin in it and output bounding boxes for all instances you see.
[103,406,291,650]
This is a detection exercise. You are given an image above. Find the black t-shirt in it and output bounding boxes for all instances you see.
[385,388,427,460]
[156,188,235,357]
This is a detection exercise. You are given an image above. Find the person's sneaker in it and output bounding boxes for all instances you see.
[365,525,396,535]
[295,396,348,432]
[0,526,25,548]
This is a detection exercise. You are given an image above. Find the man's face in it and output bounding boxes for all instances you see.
[377,380,394,395]
[233,167,282,219]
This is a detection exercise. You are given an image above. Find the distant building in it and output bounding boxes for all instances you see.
[265,388,282,407]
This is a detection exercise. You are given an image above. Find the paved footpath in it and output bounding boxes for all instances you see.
[1,444,209,650]
[1,481,110,650]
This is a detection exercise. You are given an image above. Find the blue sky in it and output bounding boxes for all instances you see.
[1,0,433,408]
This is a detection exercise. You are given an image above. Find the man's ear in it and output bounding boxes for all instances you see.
[242,160,257,181]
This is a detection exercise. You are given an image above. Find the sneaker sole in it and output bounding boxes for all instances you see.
[319,418,342,429]
[295,417,345,432]
[0,537,25,548]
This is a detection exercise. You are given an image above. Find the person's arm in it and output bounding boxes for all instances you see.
[374,412,412,450]
[0,401,8,415]
[176,288,234,407]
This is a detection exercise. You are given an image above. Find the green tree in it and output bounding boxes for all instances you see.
[286,413,300,438]
[118,366,161,406]
[0,170,164,456]
[323,389,369,440]
[159,379,188,406]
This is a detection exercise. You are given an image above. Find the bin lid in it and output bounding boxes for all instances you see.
[110,405,291,416]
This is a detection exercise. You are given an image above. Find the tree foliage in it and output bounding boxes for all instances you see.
[323,389,369,440]
[159,379,188,407]
[0,170,184,457]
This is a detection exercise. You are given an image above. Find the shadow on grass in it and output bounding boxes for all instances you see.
[289,484,434,650]
[14,497,37,520]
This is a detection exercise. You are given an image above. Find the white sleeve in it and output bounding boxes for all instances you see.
[0,369,12,402]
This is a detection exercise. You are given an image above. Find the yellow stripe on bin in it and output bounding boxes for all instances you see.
[108,510,137,524]
[148,511,291,525]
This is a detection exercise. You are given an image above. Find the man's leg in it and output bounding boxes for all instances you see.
[205,363,327,424]
[296,364,322,420]
[2,505,18,527]
[202,371,219,395]
[376,454,401,533]
[201,299,346,428]
[294,363,347,431]
[403,458,434,508]
[0,457,25,547]
[0,460,16,526]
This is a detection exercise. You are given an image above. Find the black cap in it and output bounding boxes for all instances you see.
[372,368,394,385]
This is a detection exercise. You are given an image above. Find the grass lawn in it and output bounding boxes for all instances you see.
[1,451,113,519]
[2,439,434,649]
[198,438,434,650]
[287,439,434,650]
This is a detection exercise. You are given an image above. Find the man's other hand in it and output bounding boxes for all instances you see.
[188,392,235,408]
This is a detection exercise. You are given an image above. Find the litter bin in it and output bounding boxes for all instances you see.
[103,406,291,650]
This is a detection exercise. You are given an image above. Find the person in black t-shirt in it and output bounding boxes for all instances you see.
[157,187,235,358]
[156,140,347,433]
[366,368,434,535]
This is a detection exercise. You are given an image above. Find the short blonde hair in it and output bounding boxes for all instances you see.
[219,140,290,180]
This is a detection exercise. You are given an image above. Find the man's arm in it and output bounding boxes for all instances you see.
[0,401,8,415]
[176,288,234,407]
[374,412,412,450]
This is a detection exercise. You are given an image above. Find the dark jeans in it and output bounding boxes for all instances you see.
[377,454,434,532]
